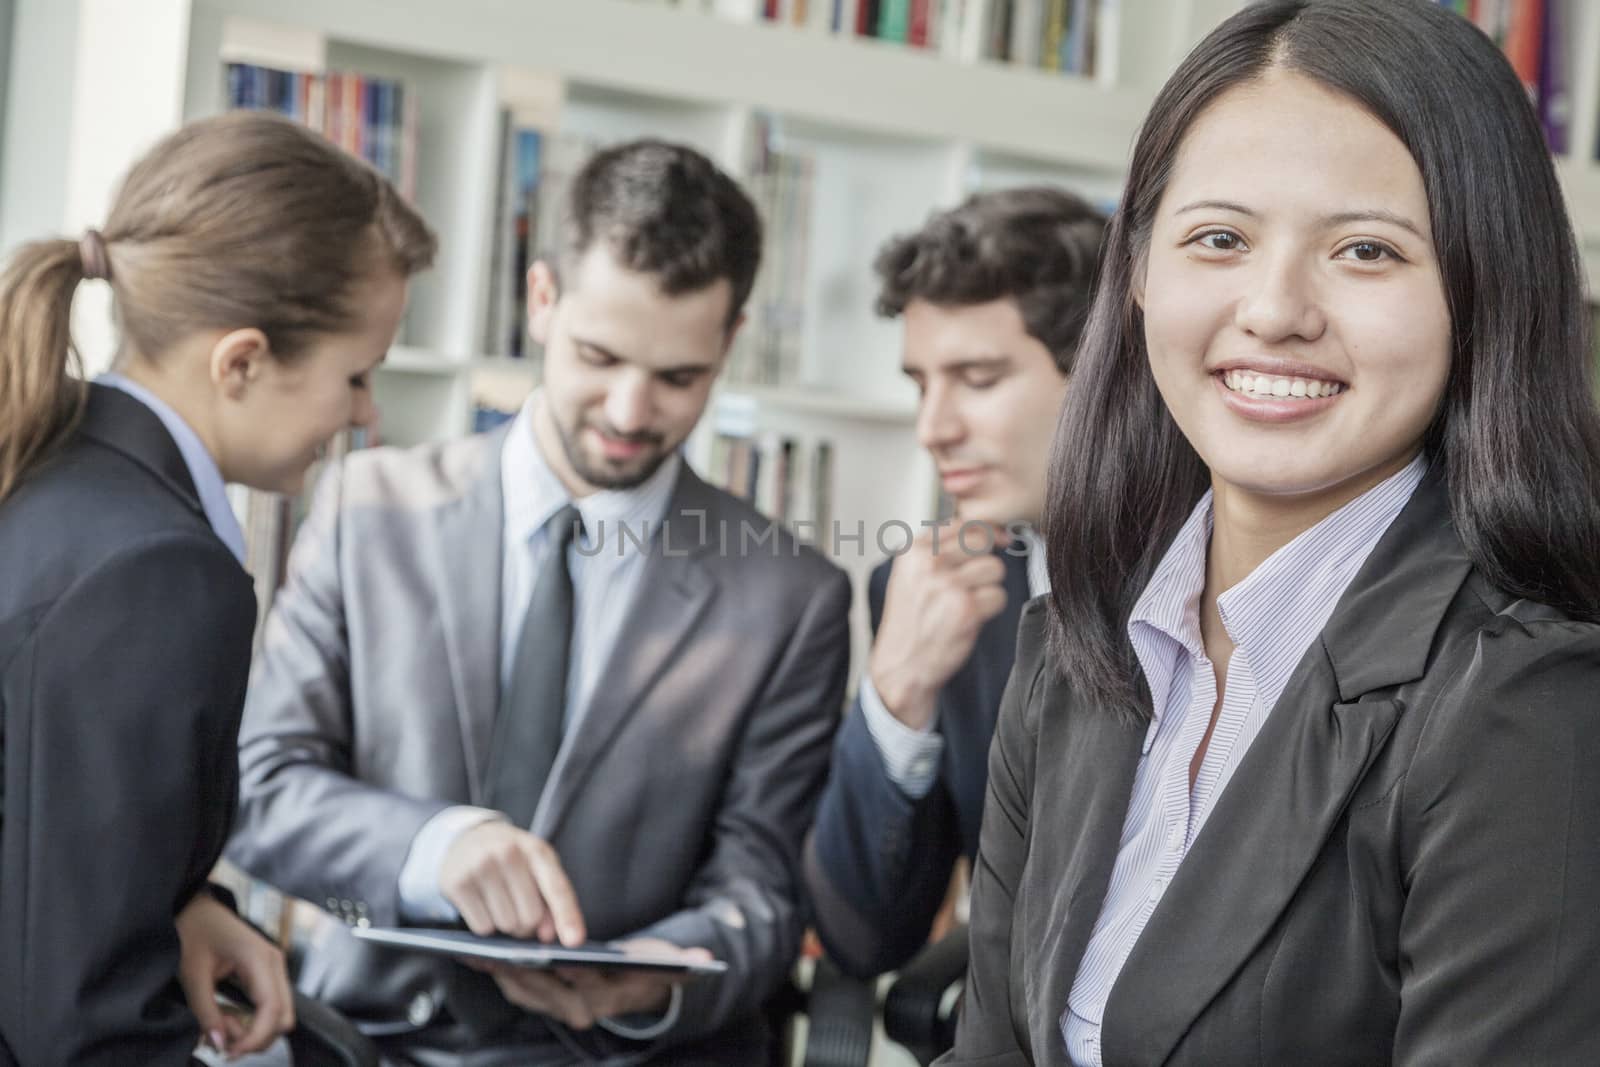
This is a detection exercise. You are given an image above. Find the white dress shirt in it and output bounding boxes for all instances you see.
[1062,456,1426,1066]
[860,527,1050,798]
[97,373,247,565]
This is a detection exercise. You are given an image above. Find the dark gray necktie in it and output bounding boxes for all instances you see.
[449,505,582,1039]
[486,503,582,829]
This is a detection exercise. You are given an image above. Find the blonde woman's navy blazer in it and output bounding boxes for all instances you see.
[0,385,255,1067]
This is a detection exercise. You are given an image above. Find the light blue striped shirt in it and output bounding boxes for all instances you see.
[1062,454,1426,1066]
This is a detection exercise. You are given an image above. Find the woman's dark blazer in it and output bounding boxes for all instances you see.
[0,385,256,1067]
[940,470,1600,1067]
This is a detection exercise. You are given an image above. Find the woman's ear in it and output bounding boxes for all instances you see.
[527,260,560,346]
[209,328,271,400]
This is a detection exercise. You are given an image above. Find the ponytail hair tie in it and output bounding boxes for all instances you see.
[79,229,110,281]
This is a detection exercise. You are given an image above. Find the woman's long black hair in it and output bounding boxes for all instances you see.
[1045,0,1600,720]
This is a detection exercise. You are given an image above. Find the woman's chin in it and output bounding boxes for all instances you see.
[1201,455,1340,501]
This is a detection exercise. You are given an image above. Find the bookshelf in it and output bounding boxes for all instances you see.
[9,0,1600,683]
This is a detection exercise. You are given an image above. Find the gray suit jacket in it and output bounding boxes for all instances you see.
[225,425,852,1061]
[941,471,1600,1066]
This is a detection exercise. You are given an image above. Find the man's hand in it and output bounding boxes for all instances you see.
[476,938,711,1031]
[868,521,1009,730]
[175,891,294,1059]
[439,821,586,945]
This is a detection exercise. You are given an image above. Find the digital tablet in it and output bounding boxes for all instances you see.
[350,926,729,976]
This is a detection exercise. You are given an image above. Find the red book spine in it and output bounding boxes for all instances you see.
[1504,0,1545,101]
[909,0,931,45]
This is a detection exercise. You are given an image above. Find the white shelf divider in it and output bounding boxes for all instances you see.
[381,345,472,376]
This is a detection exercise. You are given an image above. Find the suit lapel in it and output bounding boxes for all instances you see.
[987,548,1032,681]
[1101,655,1402,1064]
[941,549,1034,852]
[1026,687,1147,1066]
[535,466,720,838]
[431,427,510,802]
[1100,469,1472,1065]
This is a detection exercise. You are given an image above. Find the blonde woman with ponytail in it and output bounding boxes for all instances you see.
[0,111,435,1066]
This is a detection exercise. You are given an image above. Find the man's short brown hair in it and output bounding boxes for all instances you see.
[874,187,1105,374]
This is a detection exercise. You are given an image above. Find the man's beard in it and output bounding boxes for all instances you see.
[555,414,669,491]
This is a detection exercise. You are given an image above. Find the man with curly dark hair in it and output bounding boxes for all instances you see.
[806,187,1105,982]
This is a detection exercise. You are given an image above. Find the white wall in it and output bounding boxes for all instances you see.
[0,0,78,258]
[63,0,191,373]
[0,0,13,192]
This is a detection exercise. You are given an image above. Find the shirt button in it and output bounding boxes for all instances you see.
[407,991,435,1027]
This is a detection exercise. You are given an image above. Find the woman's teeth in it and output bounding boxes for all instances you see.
[1222,369,1345,399]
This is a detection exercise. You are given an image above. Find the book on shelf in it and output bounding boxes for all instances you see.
[691,0,829,25]
[812,439,834,539]
[858,0,881,37]
[224,60,418,198]
[909,0,936,47]
[483,115,544,362]
[878,0,911,42]
[473,405,519,434]
[702,429,835,548]
[482,116,601,364]
[693,0,1102,76]
[1539,0,1572,155]
[728,114,815,389]
[1430,0,1581,158]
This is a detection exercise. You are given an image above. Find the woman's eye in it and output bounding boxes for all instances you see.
[1194,231,1243,252]
[1338,241,1395,263]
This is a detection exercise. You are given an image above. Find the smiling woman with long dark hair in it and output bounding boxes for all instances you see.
[939,1,1600,1064]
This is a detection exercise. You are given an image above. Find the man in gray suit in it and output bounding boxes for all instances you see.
[226,140,852,1066]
